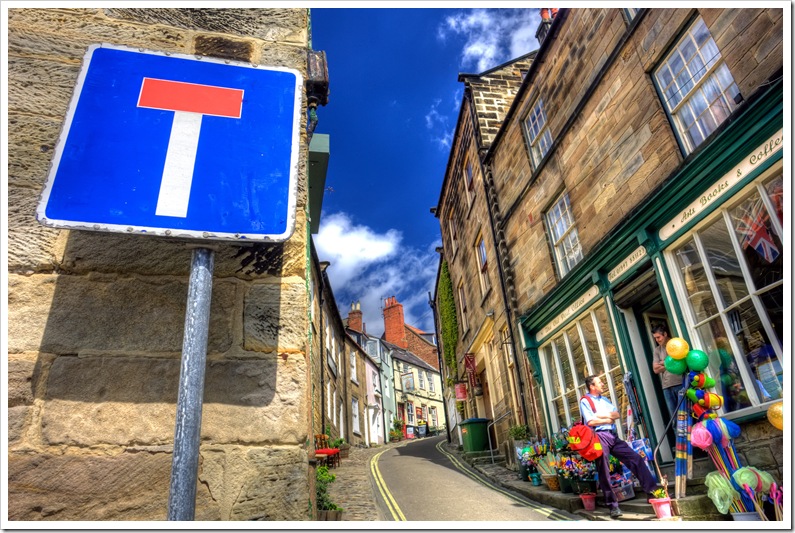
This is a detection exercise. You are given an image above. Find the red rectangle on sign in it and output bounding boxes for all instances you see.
[138,78,244,118]
[455,383,468,401]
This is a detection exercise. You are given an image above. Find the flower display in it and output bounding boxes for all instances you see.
[556,454,596,480]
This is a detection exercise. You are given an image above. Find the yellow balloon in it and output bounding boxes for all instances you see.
[666,337,689,360]
[767,401,783,431]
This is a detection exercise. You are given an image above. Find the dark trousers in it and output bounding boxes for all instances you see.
[595,431,658,509]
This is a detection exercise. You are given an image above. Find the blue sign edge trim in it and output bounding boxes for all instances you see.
[35,42,304,243]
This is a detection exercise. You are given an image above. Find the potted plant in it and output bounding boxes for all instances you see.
[389,428,402,442]
[330,437,351,459]
[316,466,344,520]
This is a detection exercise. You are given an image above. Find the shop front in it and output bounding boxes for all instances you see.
[520,80,784,475]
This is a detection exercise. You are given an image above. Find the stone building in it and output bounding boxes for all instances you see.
[8,8,329,521]
[436,6,784,484]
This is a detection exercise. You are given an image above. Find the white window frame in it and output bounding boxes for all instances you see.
[427,371,435,393]
[419,370,425,390]
[654,16,740,154]
[407,402,415,424]
[350,351,358,383]
[523,97,553,170]
[664,166,784,418]
[352,397,361,435]
[546,192,583,277]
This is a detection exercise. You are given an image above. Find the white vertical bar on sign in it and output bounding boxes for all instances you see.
[156,111,203,218]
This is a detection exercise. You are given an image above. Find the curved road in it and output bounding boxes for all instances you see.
[370,435,574,522]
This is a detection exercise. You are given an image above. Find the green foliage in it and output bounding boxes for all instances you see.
[329,437,346,448]
[389,429,403,441]
[508,424,530,440]
[392,417,404,430]
[316,466,342,511]
[438,260,459,375]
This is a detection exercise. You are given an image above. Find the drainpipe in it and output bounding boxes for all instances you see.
[428,291,452,444]
[319,262,329,435]
[467,89,530,427]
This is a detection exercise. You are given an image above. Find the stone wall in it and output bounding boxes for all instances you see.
[8,8,313,521]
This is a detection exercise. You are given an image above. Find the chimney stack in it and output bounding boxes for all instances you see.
[536,7,558,44]
[382,296,408,349]
[347,301,364,333]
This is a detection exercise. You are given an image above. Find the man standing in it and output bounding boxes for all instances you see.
[651,324,680,418]
[581,375,665,518]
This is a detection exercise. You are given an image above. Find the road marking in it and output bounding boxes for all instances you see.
[434,440,580,521]
[370,449,406,521]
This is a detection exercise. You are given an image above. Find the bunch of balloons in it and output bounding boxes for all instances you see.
[665,337,724,421]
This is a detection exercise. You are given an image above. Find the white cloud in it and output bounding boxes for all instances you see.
[426,99,453,151]
[314,212,440,336]
[439,8,540,72]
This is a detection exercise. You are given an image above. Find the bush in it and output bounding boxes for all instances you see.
[392,417,404,430]
[316,466,342,511]
[329,437,346,448]
[508,424,530,440]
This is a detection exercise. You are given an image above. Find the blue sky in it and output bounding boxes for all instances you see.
[311,7,542,336]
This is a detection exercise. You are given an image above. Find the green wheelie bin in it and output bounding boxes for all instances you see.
[460,418,490,452]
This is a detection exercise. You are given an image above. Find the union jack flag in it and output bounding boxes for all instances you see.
[736,203,780,263]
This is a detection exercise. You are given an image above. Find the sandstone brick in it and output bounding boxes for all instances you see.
[244,282,307,353]
[41,355,307,446]
[104,8,307,44]
[7,8,190,60]
[8,358,37,407]
[8,451,219,521]
[6,56,80,119]
[201,446,310,520]
[7,274,235,354]
[7,186,61,274]
[8,406,31,445]
[7,112,64,187]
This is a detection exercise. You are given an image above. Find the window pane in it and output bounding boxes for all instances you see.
[595,306,619,370]
[730,299,782,403]
[673,240,719,321]
[729,191,783,291]
[548,348,562,397]
[566,326,587,394]
[581,314,604,377]
[696,320,753,414]
[699,217,748,307]
[556,336,573,392]
[758,284,784,348]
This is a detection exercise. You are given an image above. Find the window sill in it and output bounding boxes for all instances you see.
[479,287,493,307]
[353,430,362,436]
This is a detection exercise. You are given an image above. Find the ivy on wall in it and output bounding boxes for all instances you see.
[437,260,459,379]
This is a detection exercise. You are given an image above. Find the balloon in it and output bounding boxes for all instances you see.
[686,349,710,371]
[666,337,689,359]
[767,401,783,430]
[664,355,688,375]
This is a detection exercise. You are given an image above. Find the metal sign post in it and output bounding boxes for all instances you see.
[167,247,214,521]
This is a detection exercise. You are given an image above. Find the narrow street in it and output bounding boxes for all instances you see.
[328,435,579,522]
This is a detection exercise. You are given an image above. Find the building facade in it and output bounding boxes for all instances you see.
[436,7,784,479]
[8,8,325,520]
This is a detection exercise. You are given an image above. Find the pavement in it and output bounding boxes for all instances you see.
[323,436,728,522]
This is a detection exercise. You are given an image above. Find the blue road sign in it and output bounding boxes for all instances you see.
[36,43,303,242]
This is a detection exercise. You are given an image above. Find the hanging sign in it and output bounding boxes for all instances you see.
[464,353,477,389]
[455,382,468,401]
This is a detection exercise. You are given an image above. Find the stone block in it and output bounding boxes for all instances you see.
[7,274,235,355]
[7,186,61,274]
[244,282,307,353]
[8,406,30,445]
[41,355,307,446]
[6,56,81,119]
[201,445,310,520]
[7,451,219,520]
[104,8,307,44]
[7,9,190,60]
[194,35,253,62]
[742,445,776,470]
[8,358,37,407]
[7,112,64,187]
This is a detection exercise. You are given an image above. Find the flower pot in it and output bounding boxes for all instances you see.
[541,474,560,491]
[649,498,673,519]
[317,509,344,521]
[558,475,573,493]
[338,445,350,459]
[580,493,596,511]
[530,473,542,486]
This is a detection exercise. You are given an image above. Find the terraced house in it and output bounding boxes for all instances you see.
[434,6,784,483]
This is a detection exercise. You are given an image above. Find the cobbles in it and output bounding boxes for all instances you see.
[325,440,405,521]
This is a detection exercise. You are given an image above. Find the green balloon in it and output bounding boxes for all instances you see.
[686,349,710,372]
[664,355,688,375]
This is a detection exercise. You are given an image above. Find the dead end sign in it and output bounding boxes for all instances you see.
[36,43,303,242]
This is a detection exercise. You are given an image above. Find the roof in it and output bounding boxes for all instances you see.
[383,339,438,373]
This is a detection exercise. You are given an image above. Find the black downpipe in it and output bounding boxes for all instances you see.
[319,273,326,436]
[428,291,452,444]
[467,90,529,427]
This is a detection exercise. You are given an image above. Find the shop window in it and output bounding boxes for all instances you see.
[669,172,783,414]
[522,97,553,170]
[540,303,623,431]
[546,192,583,277]
[352,397,361,434]
[475,233,491,297]
[654,16,741,154]
[407,402,415,425]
